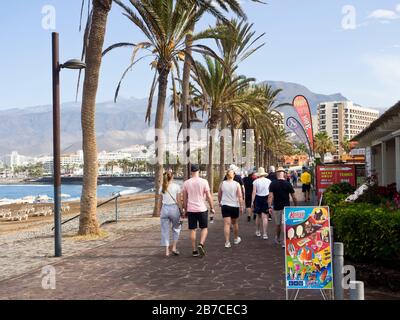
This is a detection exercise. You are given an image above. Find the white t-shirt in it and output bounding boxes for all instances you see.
[220,180,241,207]
[160,183,181,205]
[253,177,271,196]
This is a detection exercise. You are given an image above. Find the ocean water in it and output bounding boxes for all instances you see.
[0,184,140,203]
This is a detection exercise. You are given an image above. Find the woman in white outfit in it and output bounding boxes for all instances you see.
[218,169,244,248]
[159,171,182,257]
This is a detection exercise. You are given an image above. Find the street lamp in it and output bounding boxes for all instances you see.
[52,32,85,257]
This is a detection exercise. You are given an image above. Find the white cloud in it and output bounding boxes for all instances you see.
[368,9,399,20]
[364,54,400,87]
[367,4,400,22]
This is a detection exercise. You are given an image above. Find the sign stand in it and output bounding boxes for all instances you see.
[286,288,334,300]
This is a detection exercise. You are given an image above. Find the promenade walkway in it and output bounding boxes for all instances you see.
[0,189,396,300]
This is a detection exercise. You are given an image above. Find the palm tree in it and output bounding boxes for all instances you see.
[79,0,113,236]
[314,132,336,164]
[233,84,286,169]
[180,1,266,179]
[180,1,250,180]
[192,56,264,191]
[107,0,220,216]
[213,19,265,181]
[341,136,352,154]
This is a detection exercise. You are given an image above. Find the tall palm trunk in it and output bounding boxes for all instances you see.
[79,0,112,236]
[207,117,218,194]
[181,28,194,181]
[259,141,263,168]
[255,134,259,168]
[264,149,268,168]
[219,113,227,182]
[153,65,170,217]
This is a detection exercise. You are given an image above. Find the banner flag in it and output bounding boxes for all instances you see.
[286,116,312,156]
[292,95,314,152]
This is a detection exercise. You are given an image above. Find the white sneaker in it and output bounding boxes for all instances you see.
[255,231,261,237]
[263,234,269,240]
[225,241,232,248]
[282,243,286,248]
[234,237,242,245]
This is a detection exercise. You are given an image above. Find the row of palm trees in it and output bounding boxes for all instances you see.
[77,0,289,235]
[104,159,150,173]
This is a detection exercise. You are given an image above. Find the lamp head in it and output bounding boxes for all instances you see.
[60,59,86,70]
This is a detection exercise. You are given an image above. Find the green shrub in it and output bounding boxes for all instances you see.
[326,182,355,195]
[323,192,347,209]
[332,203,400,263]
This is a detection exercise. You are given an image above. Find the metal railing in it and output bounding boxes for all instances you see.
[52,190,139,230]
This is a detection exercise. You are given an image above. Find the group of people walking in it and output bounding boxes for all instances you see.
[158,163,300,257]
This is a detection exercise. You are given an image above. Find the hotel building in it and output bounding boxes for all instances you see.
[317,101,379,160]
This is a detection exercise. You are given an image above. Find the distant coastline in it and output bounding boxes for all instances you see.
[0,175,162,187]
[34,176,159,188]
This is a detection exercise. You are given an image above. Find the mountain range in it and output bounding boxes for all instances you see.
[0,81,348,156]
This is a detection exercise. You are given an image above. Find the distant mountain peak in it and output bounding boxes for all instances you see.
[261,80,348,114]
[0,82,349,156]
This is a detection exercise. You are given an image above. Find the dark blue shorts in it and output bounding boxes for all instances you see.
[253,195,268,214]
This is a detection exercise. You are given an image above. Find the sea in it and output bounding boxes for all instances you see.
[0,184,142,205]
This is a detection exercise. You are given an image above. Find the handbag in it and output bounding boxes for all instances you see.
[166,189,184,217]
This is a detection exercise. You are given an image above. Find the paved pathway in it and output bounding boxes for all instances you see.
[0,188,397,300]
[0,188,321,300]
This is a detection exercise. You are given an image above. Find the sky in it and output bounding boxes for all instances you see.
[0,0,399,111]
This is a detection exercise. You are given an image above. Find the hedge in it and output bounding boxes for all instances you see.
[331,203,400,264]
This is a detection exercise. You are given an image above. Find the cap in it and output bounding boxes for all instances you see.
[190,164,200,172]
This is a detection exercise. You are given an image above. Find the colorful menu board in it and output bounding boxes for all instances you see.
[284,206,333,290]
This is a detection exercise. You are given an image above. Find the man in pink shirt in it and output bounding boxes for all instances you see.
[183,164,215,257]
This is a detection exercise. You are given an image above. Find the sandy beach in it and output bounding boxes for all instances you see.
[0,193,155,236]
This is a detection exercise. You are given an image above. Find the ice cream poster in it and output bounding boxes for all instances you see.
[284,207,333,289]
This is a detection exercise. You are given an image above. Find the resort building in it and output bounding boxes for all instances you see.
[352,101,400,191]
[0,151,32,169]
[317,101,379,160]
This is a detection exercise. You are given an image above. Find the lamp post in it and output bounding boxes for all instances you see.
[52,32,85,257]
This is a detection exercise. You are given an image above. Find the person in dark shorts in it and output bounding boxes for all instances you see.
[267,166,277,182]
[266,166,277,221]
[269,167,298,247]
[300,167,312,202]
[218,169,244,248]
[224,164,245,196]
[252,167,272,240]
[183,164,215,257]
[243,171,256,222]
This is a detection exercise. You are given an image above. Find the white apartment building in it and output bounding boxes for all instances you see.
[98,151,132,166]
[317,101,379,160]
[1,151,33,168]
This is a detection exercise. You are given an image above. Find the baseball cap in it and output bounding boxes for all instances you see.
[190,164,200,172]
